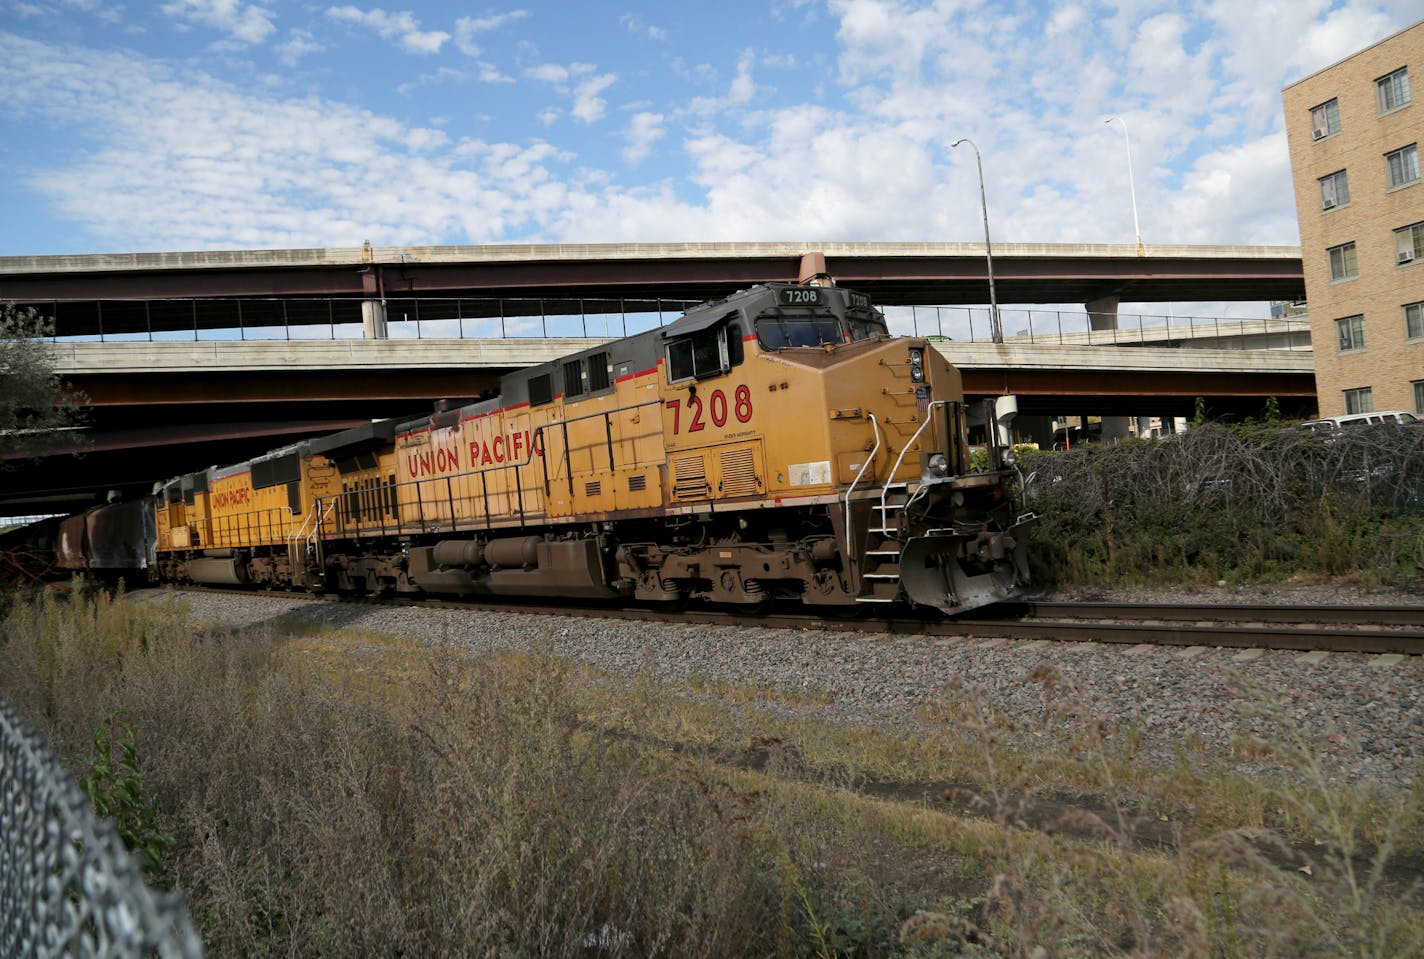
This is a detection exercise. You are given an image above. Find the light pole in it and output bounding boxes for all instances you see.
[1104,116,1143,255]
[950,137,1002,344]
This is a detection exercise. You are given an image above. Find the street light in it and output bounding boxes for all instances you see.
[1104,116,1143,255]
[950,137,1002,344]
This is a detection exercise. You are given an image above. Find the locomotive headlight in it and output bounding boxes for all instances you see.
[928,452,948,476]
[908,348,925,382]
[1002,448,1017,467]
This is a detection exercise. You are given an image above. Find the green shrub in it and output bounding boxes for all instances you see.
[1020,422,1424,586]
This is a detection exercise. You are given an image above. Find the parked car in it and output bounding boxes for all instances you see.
[1300,410,1421,432]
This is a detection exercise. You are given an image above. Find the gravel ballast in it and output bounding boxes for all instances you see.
[140,586,1424,790]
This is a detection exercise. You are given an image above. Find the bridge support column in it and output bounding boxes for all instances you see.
[1101,416,1133,442]
[1013,415,1055,450]
[362,299,388,339]
[1085,295,1119,331]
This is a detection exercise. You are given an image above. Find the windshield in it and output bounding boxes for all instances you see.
[755,310,844,349]
[846,310,889,341]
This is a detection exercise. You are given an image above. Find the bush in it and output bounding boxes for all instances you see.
[1020,423,1424,586]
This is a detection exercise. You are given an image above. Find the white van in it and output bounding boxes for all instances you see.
[1301,410,1422,431]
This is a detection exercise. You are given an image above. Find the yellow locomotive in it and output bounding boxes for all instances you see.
[153,282,1031,612]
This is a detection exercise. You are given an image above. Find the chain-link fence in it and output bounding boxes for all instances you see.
[0,695,202,958]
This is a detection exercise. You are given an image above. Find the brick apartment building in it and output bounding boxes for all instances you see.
[1283,19,1423,417]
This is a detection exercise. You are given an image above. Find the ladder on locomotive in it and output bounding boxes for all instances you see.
[850,400,953,605]
[856,480,910,604]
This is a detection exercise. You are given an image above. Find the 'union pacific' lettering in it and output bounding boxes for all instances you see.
[212,488,252,509]
[406,444,461,478]
[468,430,542,468]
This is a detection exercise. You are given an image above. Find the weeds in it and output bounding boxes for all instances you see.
[1021,422,1424,586]
[2,590,1422,956]
[82,708,174,887]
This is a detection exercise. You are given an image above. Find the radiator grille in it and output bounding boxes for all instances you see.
[671,455,710,499]
[720,448,759,497]
[628,474,647,492]
[584,480,602,497]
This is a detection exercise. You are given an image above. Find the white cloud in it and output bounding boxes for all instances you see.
[454,10,528,56]
[526,62,616,124]
[326,5,449,55]
[525,62,572,85]
[276,28,321,66]
[684,48,761,116]
[161,0,274,44]
[0,33,581,248]
[619,13,666,41]
[571,72,616,123]
[728,49,755,104]
[621,111,664,164]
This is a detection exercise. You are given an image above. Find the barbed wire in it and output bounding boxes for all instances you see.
[0,695,203,959]
[1023,423,1424,521]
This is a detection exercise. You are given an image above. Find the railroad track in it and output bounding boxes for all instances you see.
[155,585,1424,657]
[954,602,1424,655]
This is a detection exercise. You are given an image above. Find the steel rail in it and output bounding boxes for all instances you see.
[152,587,1424,656]
[945,618,1424,655]
[1025,602,1424,628]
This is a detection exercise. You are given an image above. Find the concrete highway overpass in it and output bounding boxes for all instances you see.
[0,241,1313,514]
[0,241,1305,322]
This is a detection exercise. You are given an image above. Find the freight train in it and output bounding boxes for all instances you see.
[55,282,1033,613]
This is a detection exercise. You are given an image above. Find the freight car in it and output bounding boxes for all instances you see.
[150,282,1032,613]
[55,498,156,587]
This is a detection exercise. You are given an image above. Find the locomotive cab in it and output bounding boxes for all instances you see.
[652,283,1030,612]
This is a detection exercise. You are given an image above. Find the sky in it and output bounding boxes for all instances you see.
[0,0,1418,267]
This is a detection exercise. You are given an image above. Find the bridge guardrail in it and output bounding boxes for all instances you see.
[35,295,1311,350]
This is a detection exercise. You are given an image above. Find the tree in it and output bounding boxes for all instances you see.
[0,304,87,460]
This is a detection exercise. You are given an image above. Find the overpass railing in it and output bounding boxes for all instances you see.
[31,295,1312,351]
[892,304,1312,350]
[34,296,701,343]
[0,695,203,958]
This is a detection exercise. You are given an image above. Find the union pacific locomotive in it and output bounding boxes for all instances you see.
[146,283,1031,613]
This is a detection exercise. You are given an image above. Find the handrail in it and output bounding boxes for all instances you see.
[842,413,882,563]
[200,504,297,550]
[288,499,335,566]
[879,400,951,520]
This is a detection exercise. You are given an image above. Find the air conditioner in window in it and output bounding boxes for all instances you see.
[1400,249,1415,264]
[1313,126,1329,140]
[1322,197,1337,210]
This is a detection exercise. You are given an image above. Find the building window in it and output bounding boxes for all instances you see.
[1318,170,1349,209]
[1310,98,1341,139]
[1415,381,1424,415]
[1407,302,1424,341]
[1386,144,1420,189]
[1395,222,1424,264]
[1343,387,1374,415]
[1328,241,1358,281]
[1378,67,1411,113]
[1336,314,1365,352]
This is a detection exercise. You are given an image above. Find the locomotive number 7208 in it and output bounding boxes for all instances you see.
[667,385,754,434]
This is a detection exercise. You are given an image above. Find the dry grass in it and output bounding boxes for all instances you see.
[3,588,1422,957]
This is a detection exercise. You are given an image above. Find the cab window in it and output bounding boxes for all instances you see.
[755,309,844,349]
[847,310,890,341]
[666,326,730,382]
